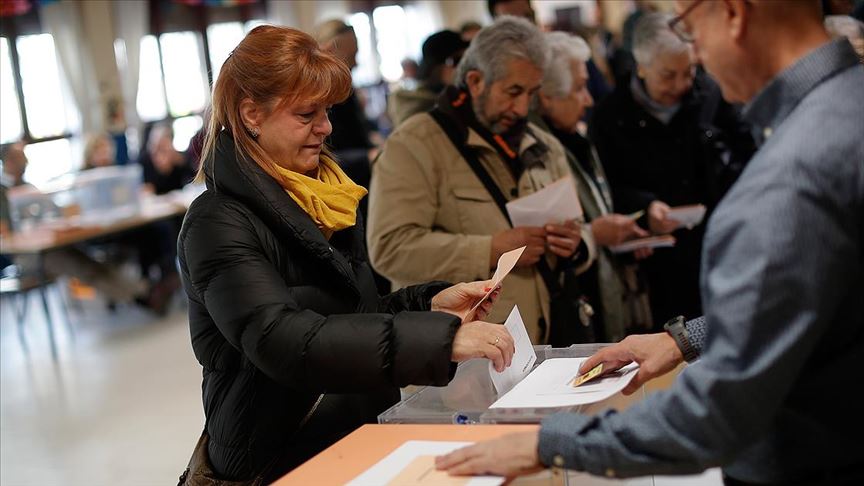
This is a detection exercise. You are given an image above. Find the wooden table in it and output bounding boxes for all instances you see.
[0,196,187,255]
[276,363,723,486]
[274,424,541,486]
[0,194,189,360]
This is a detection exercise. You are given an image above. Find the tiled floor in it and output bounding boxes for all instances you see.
[1,288,203,485]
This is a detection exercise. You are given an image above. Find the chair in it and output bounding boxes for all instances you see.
[0,266,73,361]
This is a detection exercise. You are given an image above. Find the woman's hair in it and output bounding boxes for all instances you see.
[82,133,116,169]
[455,16,549,89]
[632,12,688,66]
[195,25,352,183]
[541,32,591,99]
[313,19,355,45]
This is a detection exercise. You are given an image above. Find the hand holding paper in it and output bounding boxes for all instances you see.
[433,280,501,323]
[667,204,706,229]
[466,246,525,321]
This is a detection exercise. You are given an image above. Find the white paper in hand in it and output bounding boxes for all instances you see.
[467,246,525,320]
[667,204,706,229]
[609,235,676,254]
[506,175,582,228]
[489,306,536,395]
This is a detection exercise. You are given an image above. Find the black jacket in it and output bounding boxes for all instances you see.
[178,132,460,481]
[589,73,755,325]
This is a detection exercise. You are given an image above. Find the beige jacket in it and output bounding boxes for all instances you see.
[367,112,595,343]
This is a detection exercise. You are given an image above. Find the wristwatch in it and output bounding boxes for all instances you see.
[664,315,699,363]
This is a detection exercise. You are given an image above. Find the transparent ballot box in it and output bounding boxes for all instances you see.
[8,165,143,230]
[378,343,641,425]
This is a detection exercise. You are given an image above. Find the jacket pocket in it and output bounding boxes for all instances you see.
[451,186,494,202]
[450,186,502,234]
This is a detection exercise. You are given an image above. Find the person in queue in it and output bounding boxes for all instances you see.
[367,17,591,345]
[535,31,653,342]
[590,12,756,327]
[176,25,515,484]
[438,1,863,483]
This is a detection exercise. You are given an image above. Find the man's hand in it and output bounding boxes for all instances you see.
[491,227,546,268]
[432,279,501,322]
[545,220,582,259]
[579,332,684,395]
[648,200,679,235]
[435,431,543,478]
[591,214,650,247]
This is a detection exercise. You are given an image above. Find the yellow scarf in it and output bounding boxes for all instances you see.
[265,155,367,239]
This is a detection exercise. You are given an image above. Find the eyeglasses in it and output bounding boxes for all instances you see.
[668,0,706,43]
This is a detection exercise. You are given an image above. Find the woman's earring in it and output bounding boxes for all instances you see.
[248,126,260,139]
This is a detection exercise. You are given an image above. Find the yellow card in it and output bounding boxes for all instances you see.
[569,363,604,388]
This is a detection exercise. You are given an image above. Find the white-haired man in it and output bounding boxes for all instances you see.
[438,1,864,483]
[368,17,593,344]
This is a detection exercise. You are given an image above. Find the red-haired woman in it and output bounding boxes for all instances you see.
[177,25,514,484]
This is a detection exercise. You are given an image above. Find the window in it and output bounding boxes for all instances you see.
[136,35,169,122]
[1,24,81,185]
[0,37,23,144]
[159,31,208,117]
[206,22,244,82]
[348,5,438,86]
[16,33,78,139]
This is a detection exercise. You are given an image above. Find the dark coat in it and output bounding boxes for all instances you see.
[589,73,755,325]
[178,132,460,481]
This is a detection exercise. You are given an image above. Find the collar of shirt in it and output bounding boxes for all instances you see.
[629,74,682,125]
[742,39,860,144]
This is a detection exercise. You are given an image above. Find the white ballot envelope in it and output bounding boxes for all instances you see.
[667,204,706,229]
[347,441,504,486]
[489,306,537,395]
[609,235,676,254]
[466,246,525,321]
[489,358,639,409]
[506,175,583,228]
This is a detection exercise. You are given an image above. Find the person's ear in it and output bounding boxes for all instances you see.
[239,98,263,133]
[537,91,553,112]
[465,70,486,99]
[725,0,750,42]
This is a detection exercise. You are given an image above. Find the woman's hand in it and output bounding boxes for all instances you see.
[450,321,515,372]
[432,280,501,322]
[545,219,582,258]
[435,431,543,477]
[591,214,649,247]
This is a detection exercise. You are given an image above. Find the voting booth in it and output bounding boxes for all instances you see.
[379,343,640,425]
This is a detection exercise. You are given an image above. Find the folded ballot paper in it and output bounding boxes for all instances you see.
[466,246,525,322]
[609,235,676,254]
[488,306,537,395]
[489,358,639,409]
[506,175,582,227]
[668,204,707,229]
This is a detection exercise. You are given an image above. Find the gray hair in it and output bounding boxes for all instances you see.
[824,15,864,41]
[632,12,689,66]
[541,32,591,98]
[455,16,549,88]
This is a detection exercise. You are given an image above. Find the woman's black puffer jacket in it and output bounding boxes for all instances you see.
[178,132,460,481]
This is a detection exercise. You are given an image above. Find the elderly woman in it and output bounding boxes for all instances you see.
[535,32,652,343]
[589,12,755,327]
[177,25,514,484]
